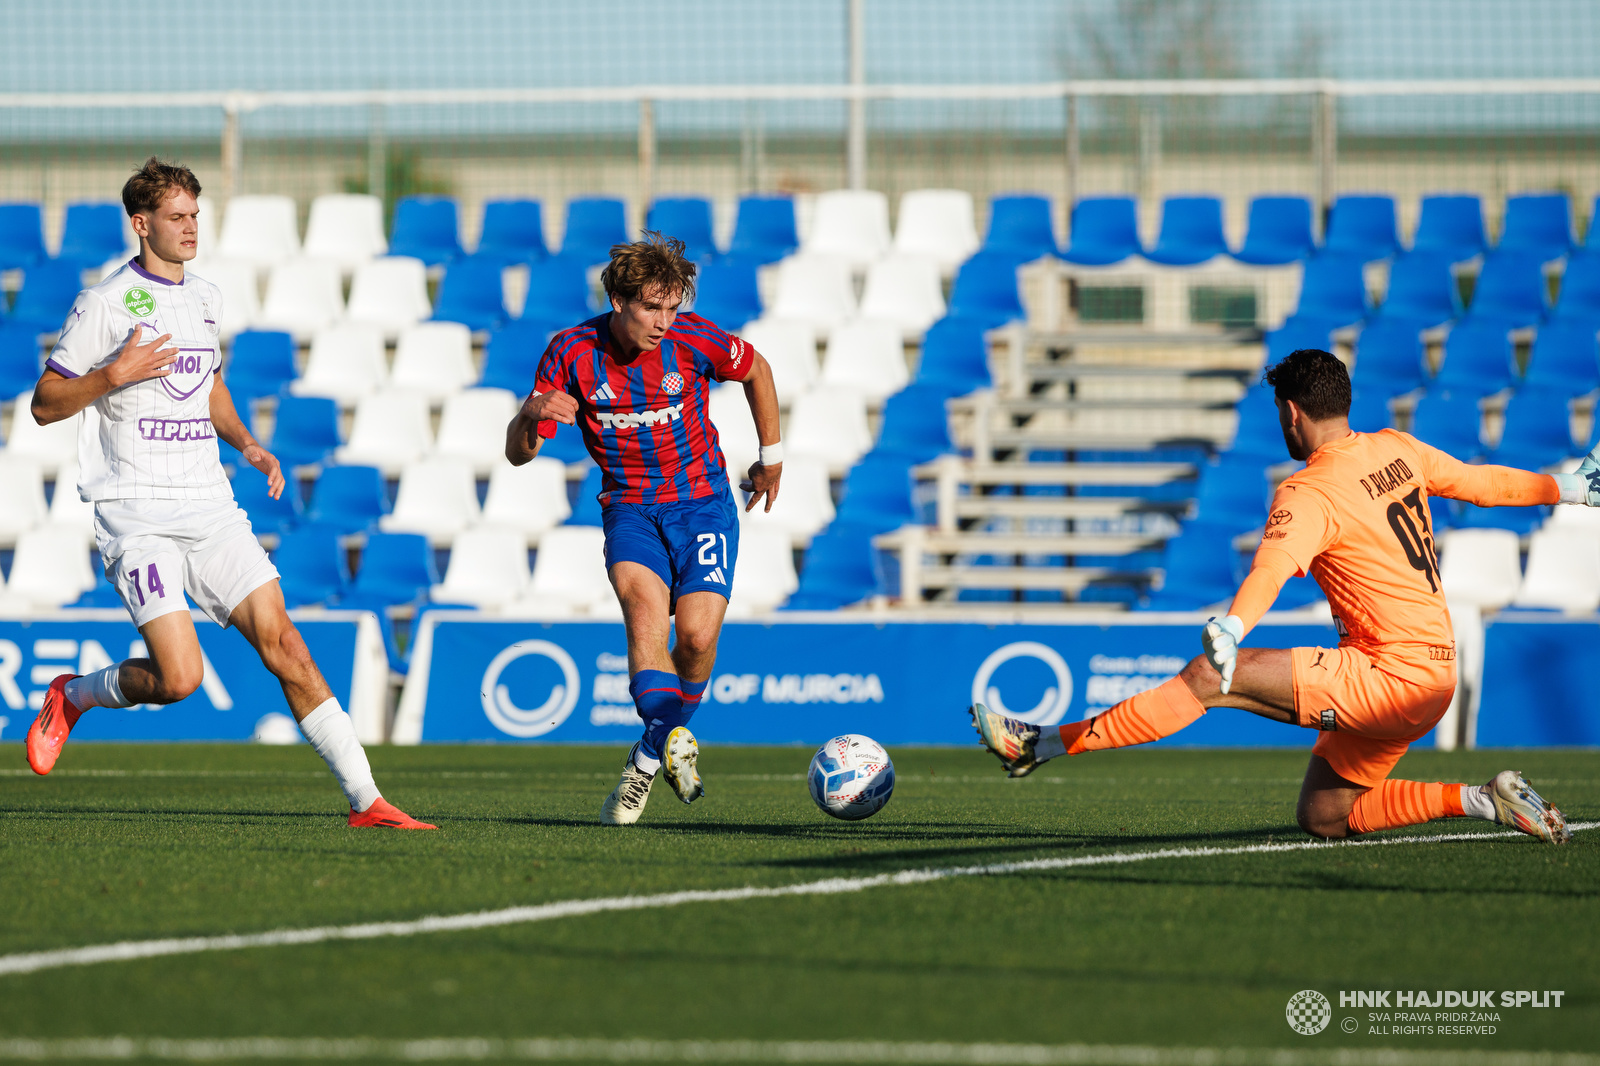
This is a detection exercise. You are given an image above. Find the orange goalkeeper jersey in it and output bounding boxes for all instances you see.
[1231,429,1558,681]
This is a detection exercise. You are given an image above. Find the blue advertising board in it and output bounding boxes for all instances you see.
[1477,613,1600,747]
[394,611,1355,748]
[0,611,389,743]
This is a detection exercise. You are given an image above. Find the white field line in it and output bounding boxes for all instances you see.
[0,822,1592,979]
[0,1038,1597,1066]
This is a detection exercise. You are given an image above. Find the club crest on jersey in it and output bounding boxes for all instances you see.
[661,372,684,396]
[201,300,219,335]
[124,287,155,317]
[161,346,216,402]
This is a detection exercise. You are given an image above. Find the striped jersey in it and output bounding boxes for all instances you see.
[533,312,754,505]
[47,258,229,502]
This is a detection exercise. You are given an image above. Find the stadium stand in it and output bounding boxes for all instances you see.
[519,253,595,325]
[274,523,350,608]
[217,195,301,272]
[433,388,521,476]
[1463,250,1550,327]
[690,255,762,332]
[945,252,1027,329]
[1060,196,1140,265]
[334,389,434,475]
[1346,390,1393,433]
[257,257,345,340]
[231,466,302,542]
[379,457,482,545]
[388,196,461,267]
[1231,195,1315,265]
[1370,251,1462,328]
[1350,319,1427,396]
[1524,319,1600,393]
[1190,453,1270,532]
[0,455,47,547]
[304,465,390,535]
[858,254,946,338]
[289,323,388,407]
[768,253,858,331]
[4,391,78,475]
[391,321,477,404]
[345,256,432,339]
[646,197,717,261]
[1549,252,1600,323]
[480,456,572,544]
[475,199,548,263]
[1286,252,1370,330]
[1143,196,1229,266]
[1439,527,1523,609]
[510,525,613,617]
[1412,194,1487,261]
[738,317,818,404]
[982,195,1057,261]
[1487,384,1575,472]
[342,531,439,610]
[57,202,129,269]
[728,196,799,264]
[1511,527,1600,613]
[1138,521,1239,610]
[431,254,509,332]
[805,189,893,268]
[872,383,955,464]
[1322,194,1400,261]
[479,319,549,394]
[1434,320,1515,395]
[1410,388,1484,461]
[567,465,605,526]
[915,317,992,395]
[302,193,386,273]
[223,330,297,408]
[738,453,835,547]
[47,461,94,539]
[725,522,800,615]
[10,260,83,336]
[560,197,629,264]
[3,524,95,609]
[891,189,980,273]
[709,380,760,476]
[199,257,260,339]
[430,524,530,609]
[786,384,873,476]
[834,454,919,533]
[266,393,342,469]
[0,323,42,400]
[0,203,47,269]
[784,520,881,610]
[819,318,909,404]
[1497,192,1574,259]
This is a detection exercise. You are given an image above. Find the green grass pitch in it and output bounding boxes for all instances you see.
[0,742,1595,1059]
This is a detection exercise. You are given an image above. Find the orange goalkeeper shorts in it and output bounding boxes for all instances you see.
[1290,644,1456,789]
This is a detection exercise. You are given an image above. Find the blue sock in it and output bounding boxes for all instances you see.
[631,670,685,765]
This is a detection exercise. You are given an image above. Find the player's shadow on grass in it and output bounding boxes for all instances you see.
[1061,866,1600,898]
[0,805,338,821]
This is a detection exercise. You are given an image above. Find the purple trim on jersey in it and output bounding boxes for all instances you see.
[45,357,80,379]
[128,257,183,287]
[159,346,217,401]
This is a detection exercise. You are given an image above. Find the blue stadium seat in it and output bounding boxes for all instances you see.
[1138,521,1239,610]
[1265,319,1334,364]
[783,520,882,610]
[10,260,83,335]
[1231,196,1314,265]
[1351,320,1426,396]
[1143,196,1227,266]
[1464,251,1549,328]
[1288,253,1370,329]
[728,196,798,264]
[1549,252,1600,324]
[305,465,390,535]
[568,464,604,526]
[519,253,594,325]
[982,195,1057,260]
[690,255,762,330]
[646,197,717,261]
[273,523,350,608]
[0,322,41,400]
[1347,390,1393,433]
[539,423,592,465]
[432,254,508,332]
[476,199,547,263]
[873,383,955,463]
[1323,195,1399,261]
[224,330,297,407]
[231,465,303,540]
[561,197,628,264]
[834,454,918,533]
[0,203,47,270]
[1497,193,1573,260]
[1410,389,1483,461]
[268,393,342,469]
[946,251,1026,329]
[388,196,461,266]
[479,319,553,394]
[915,317,991,395]
[1191,453,1271,532]
[343,531,438,607]
[1455,501,1548,536]
[1060,196,1140,266]
[1412,195,1486,261]
[1371,251,1461,328]
[1522,320,1600,394]
[1274,574,1328,610]
[57,202,127,269]
[1488,384,1575,471]
[1227,380,1285,461]
[1433,321,1515,395]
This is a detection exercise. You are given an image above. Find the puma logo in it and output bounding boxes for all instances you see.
[1311,651,1327,670]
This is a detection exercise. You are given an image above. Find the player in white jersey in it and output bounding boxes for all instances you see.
[22,158,433,830]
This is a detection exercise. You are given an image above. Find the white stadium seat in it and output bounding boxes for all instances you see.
[390,321,477,404]
[803,189,891,269]
[289,324,388,408]
[892,189,979,273]
[195,195,221,261]
[434,388,520,476]
[767,254,857,332]
[302,193,387,274]
[504,525,612,618]
[858,255,946,339]
[724,521,799,616]
[4,524,95,609]
[195,258,261,341]
[1512,527,1600,613]
[47,462,95,540]
[708,380,760,476]
[0,455,48,548]
[737,452,835,548]
[820,318,910,404]
[5,391,81,477]
[379,457,482,546]
[430,525,529,609]
[1439,528,1523,611]
[217,195,300,273]
[786,385,872,475]
[738,318,817,405]
[345,256,431,340]
[480,457,572,544]
[256,258,345,341]
[333,389,434,475]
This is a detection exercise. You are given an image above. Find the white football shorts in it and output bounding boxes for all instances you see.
[93,498,280,629]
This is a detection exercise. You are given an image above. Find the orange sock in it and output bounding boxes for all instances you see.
[1058,677,1206,754]
[1347,781,1466,834]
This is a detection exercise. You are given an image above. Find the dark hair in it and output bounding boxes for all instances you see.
[1263,348,1351,421]
[600,231,697,305]
[121,157,202,217]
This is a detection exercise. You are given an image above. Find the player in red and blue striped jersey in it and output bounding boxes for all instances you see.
[506,233,783,824]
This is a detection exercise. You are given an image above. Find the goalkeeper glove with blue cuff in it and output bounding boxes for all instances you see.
[1202,614,1245,695]
[1553,445,1600,506]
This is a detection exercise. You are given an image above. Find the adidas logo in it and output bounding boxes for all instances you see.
[705,567,727,585]
[589,382,617,403]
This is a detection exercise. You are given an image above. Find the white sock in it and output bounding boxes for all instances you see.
[1460,783,1496,821]
[64,665,132,711]
[298,698,382,813]
[631,746,662,775]
[1033,725,1066,762]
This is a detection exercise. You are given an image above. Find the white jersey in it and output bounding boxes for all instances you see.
[47,258,230,503]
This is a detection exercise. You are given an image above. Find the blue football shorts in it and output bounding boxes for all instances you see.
[602,490,740,606]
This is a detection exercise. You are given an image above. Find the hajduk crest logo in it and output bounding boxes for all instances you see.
[123,287,155,317]
[661,372,684,396]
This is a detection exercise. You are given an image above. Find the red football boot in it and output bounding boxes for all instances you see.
[348,797,437,829]
[27,675,83,776]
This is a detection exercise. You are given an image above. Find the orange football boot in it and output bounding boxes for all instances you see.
[27,674,84,776]
[348,797,437,829]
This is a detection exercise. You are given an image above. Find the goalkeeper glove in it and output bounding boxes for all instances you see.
[1202,614,1245,695]
[1553,445,1600,506]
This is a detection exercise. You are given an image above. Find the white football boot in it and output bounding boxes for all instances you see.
[1486,770,1571,844]
[969,702,1041,778]
[661,726,705,804]
[600,745,656,825]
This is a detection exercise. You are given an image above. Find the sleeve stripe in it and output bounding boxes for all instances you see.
[44,357,80,379]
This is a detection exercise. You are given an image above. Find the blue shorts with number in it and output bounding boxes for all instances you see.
[602,491,739,606]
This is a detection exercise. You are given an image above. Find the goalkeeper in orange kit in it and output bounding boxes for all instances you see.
[973,347,1576,843]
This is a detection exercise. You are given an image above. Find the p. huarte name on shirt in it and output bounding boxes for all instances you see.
[596,403,684,431]
[137,417,215,442]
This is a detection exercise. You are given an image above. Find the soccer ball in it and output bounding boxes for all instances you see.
[807,734,895,820]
